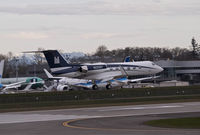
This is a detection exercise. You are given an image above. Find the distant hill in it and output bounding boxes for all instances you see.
[64,52,85,59]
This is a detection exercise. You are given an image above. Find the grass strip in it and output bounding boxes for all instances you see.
[144,117,200,129]
[0,95,200,113]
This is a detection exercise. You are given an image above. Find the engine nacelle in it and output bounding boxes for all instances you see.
[79,66,88,73]
[56,85,69,91]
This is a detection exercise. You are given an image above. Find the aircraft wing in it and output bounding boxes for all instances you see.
[114,76,159,85]
[2,80,26,91]
[2,84,22,91]
[24,83,34,91]
[22,82,41,91]
[101,77,114,83]
[44,68,92,90]
[128,76,159,83]
[119,66,128,77]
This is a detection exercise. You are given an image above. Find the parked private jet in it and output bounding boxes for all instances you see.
[44,69,159,91]
[26,50,163,90]
[0,60,45,93]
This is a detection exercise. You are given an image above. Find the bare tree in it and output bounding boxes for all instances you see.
[7,51,13,60]
[33,48,44,65]
[95,45,108,62]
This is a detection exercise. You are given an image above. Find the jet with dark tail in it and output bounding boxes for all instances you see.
[26,50,163,90]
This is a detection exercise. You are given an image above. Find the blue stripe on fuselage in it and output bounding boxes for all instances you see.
[0,84,3,88]
[52,64,155,75]
[53,67,79,75]
[52,64,107,75]
[75,77,128,87]
[107,64,154,69]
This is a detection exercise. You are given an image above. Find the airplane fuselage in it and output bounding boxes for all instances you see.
[51,61,163,80]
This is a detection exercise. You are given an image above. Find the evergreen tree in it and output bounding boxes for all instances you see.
[191,37,199,59]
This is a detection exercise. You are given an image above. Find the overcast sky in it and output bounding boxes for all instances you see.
[0,0,200,55]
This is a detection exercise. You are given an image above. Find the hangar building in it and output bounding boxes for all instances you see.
[155,60,200,84]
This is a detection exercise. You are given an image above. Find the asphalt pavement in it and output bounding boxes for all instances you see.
[0,102,200,135]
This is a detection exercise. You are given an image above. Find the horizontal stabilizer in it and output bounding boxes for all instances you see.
[44,69,54,78]
[43,69,63,80]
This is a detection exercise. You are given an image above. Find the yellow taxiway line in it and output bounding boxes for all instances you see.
[62,118,200,133]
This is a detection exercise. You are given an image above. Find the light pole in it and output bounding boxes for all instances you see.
[14,57,19,82]
[34,61,37,77]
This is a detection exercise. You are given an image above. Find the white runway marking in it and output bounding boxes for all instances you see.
[0,102,199,125]
[0,114,100,124]
[99,105,183,111]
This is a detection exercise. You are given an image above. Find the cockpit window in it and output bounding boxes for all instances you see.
[152,62,156,66]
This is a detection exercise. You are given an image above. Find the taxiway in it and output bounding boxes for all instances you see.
[0,102,200,135]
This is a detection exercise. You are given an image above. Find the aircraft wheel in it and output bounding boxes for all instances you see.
[106,84,112,89]
[92,85,98,90]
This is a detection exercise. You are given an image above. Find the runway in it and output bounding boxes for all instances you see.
[0,102,200,135]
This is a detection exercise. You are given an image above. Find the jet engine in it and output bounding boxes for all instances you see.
[57,85,69,91]
[79,66,88,73]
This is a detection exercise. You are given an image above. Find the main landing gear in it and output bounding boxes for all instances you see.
[106,84,112,89]
[92,84,98,90]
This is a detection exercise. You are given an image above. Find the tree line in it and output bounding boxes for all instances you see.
[92,38,200,62]
[0,38,200,77]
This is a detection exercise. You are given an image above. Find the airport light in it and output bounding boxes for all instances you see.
[33,60,37,77]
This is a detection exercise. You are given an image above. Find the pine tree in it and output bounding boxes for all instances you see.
[191,37,199,59]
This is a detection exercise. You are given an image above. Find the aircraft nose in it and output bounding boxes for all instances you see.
[159,66,164,72]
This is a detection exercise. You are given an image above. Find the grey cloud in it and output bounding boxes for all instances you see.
[0,1,200,15]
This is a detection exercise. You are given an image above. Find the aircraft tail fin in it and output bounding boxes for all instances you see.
[24,50,70,69]
[42,50,70,69]
[0,60,4,83]
[124,56,131,62]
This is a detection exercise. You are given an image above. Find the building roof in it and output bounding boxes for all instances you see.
[155,60,200,68]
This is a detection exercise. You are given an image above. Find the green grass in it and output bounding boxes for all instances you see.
[144,117,200,129]
[1,85,200,104]
[0,95,200,113]
[1,85,200,113]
